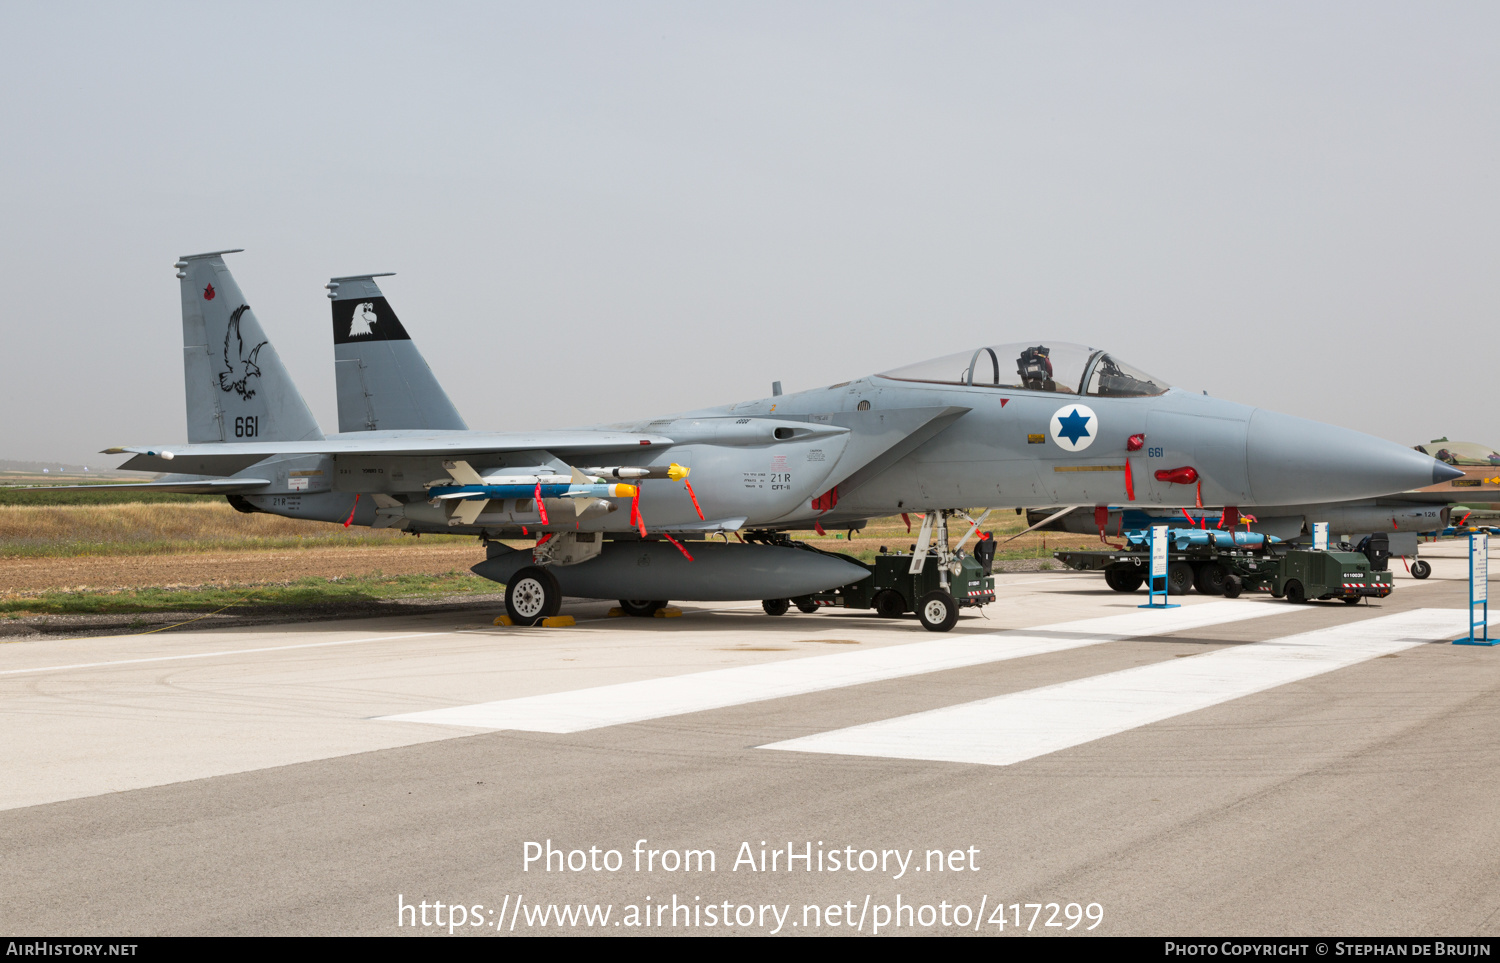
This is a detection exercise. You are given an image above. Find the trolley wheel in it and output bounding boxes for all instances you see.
[1410,560,1432,580]
[618,599,666,617]
[1222,574,1243,599]
[794,596,820,614]
[1104,568,1144,592]
[917,591,959,632]
[1196,563,1229,595]
[1167,561,1194,596]
[762,598,791,617]
[873,590,907,619]
[1284,579,1306,604]
[506,566,561,626]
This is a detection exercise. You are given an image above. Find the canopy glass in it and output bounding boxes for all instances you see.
[878,342,1169,397]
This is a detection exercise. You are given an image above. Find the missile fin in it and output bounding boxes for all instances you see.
[450,497,488,526]
[443,460,484,486]
[573,496,599,517]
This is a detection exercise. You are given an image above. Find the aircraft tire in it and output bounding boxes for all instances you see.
[506,567,561,626]
[1284,579,1306,604]
[762,598,791,616]
[794,597,820,614]
[1167,562,1194,596]
[1104,568,1144,592]
[1222,575,1243,599]
[917,591,959,632]
[873,590,907,618]
[618,599,666,617]
[1411,560,1432,579]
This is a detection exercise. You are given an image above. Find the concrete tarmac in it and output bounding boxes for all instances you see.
[1,542,1497,936]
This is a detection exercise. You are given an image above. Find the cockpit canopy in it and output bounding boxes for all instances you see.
[877,342,1170,398]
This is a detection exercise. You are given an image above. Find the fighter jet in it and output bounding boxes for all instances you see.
[71,251,1462,627]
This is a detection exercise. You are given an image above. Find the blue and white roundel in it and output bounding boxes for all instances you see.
[1050,404,1097,452]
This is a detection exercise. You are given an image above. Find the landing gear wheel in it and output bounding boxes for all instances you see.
[1167,561,1194,596]
[873,590,907,619]
[1104,568,1144,592]
[762,598,791,616]
[1222,575,1243,599]
[618,599,666,618]
[1195,563,1228,595]
[1342,596,1363,605]
[1411,560,1432,580]
[917,591,959,632]
[506,566,560,626]
[794,597,819,614]
[1284,579,1306,604]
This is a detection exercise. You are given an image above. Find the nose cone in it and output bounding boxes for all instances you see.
[1246,409,1458,503]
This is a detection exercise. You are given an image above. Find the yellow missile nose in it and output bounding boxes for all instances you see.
[611,484,639,498]
[667,463,690,481]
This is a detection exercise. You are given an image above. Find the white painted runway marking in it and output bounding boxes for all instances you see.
[379,601,1285,733]
[761,608,1467,766]
[0,632,444,677]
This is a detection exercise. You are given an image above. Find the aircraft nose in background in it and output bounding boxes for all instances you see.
[1246,409,1462,504]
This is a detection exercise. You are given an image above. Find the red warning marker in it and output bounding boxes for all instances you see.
[203,284,216,301]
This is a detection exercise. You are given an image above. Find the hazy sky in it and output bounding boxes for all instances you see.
[1,2,1494,465]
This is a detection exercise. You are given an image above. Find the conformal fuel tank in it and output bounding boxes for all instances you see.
[471,541,871,601]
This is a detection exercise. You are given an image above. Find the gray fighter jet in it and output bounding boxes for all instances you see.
[80,251,1461,626]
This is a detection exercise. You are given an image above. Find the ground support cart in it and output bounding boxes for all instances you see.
[1053,544,1392,604]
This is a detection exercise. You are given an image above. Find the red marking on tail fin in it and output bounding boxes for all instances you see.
[203,284,215,301]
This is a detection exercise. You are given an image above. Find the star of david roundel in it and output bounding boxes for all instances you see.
[1050,404,1098,452]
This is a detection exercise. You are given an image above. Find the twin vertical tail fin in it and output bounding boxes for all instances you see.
[327,274,467,432]
[176,251,324,444]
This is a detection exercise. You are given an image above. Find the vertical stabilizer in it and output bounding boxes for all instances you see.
[327,274,467,432]
[176,251,324,444]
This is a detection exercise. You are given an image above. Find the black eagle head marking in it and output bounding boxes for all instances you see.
[218,304,268,400]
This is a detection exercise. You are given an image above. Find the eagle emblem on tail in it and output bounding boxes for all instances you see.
[219,304,267,400]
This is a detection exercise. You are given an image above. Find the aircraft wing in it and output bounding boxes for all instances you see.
[2,478,273,495]
[104,430,677,476]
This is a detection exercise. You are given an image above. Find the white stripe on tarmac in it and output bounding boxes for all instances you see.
[378,601,1284,733]
[0,632,443,677]
[760,608,1467,767]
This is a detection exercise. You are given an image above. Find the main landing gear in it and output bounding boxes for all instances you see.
[505,566,562,626]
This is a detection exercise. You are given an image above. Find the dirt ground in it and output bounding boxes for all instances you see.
[0,544,490,594]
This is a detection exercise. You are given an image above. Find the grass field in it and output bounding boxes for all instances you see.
[0,501,474,557]
[1,571,496,616]
[0,492,1100,620]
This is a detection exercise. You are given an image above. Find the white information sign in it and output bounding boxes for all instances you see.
[1474,533,1489,604]
[1312,521,1329,551]
[1151,524,1168,583]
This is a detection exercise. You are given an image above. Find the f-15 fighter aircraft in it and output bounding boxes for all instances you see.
[82,251,1461,627]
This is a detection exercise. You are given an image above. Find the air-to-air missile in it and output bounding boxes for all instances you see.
[44,253,1466,629]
